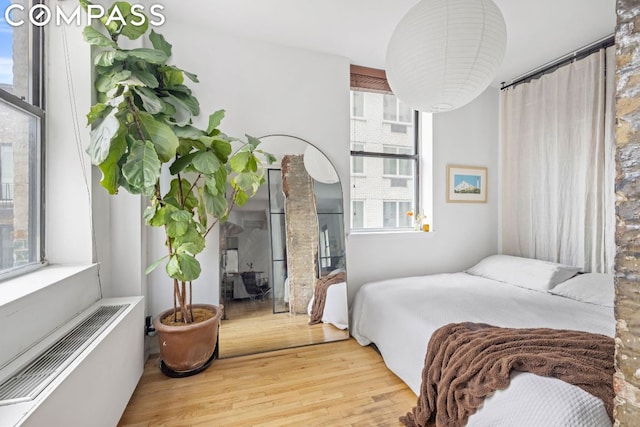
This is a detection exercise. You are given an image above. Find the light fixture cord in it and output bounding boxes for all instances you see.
[61,23,104,299]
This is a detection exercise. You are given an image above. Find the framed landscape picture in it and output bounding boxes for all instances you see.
[446,165,487,203]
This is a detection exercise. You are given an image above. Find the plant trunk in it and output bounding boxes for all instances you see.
[172,278,192,323]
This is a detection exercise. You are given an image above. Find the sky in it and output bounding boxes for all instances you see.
[0,0,13,86]
[454,174,481,189]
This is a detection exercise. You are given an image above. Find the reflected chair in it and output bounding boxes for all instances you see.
[240,272,270,300]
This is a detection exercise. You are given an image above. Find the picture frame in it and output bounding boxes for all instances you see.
[446,165,488,203]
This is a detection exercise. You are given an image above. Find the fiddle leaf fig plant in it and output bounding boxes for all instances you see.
[81,1,274,323]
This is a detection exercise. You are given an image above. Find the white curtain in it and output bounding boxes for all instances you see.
[500,47,615,273]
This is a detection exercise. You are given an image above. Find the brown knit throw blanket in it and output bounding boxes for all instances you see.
[400,322,614,427]
[308,271,346,325]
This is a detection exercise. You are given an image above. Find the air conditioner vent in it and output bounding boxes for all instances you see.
[0,305,127,406]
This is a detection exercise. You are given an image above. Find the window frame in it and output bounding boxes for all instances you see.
[350,109,420,231]
[0,7,46,280]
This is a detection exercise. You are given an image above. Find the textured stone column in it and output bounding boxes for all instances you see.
[614,1,640,424]
[282,155,318,314]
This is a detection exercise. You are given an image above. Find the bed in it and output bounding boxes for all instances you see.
[307,270,348,330]
[350,254,615,426]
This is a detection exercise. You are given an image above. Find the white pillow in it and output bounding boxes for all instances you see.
[465,254,580,292]
[549,273,614,307]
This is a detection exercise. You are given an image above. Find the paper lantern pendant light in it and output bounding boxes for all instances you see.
[385,0,507,113]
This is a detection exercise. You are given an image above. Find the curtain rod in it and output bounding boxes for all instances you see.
[500,34,615,91]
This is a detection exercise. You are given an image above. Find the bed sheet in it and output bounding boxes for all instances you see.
[307,281,348,330]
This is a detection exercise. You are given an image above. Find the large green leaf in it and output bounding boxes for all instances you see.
[258,150,277,165]
[166,253,201,282]
[162,94,192,127]
[213,167,228,194]
[100,1,130,35]
[164,178,198,211]
[130,68,159,88]
[165,255,181,279]
[204,176,219,196]
[82,26,116,48]
[212,139,232,163]
[167,92,199,115]
[203,191,227,217]
[137,111,179,162]
[144,255,169,275]
[133,87,163,114]
[143,203,158,223]
[87,109,120,164]
[122,140,161,192]
[247,156,258,172]
[183,70,199,83]
[146,205,170,227]
[162,67,184,87]
[96,70,132,93]
[94,51,117,67]
[206,110,225,134]
[126,48,168,64]
[166,217,189,238]
[197,188,207,229]
[246,134,262,149]
[168,151,198,175]
[229,150,251,173]
[97,128,127,194]
[149,30,172,57]
[171,210,192,223]
[174,227,206,255]
[192,151,221,174]
[173,125,204,139]
[87,103,110,125]
[233,189,249,207]
[120,7,149,40]
[233,172,262,195]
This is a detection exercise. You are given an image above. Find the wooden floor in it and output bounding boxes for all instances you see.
[118,339,417,427]
[219,298,349,358]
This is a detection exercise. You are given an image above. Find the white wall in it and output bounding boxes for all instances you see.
[145,29,351,318]
[346,88,500,302]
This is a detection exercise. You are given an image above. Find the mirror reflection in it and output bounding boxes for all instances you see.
[219,134,349,358]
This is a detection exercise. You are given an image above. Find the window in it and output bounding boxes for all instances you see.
[383,94,412,123]
[383,146,412,176]
[0,5,44,276]
[351,90,364,118]
[383,201,413,228]
[351,142,364,174]
[349,65,419,231]
[319,226,331,268]
[352,200,364,229]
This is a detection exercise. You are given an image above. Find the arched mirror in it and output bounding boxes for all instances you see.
[218,134,348,358]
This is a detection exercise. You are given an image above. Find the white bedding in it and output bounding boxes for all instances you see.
[307,281,349,330]
[350,272,615,426]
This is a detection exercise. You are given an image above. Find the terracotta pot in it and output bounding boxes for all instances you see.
[153,304,223,373]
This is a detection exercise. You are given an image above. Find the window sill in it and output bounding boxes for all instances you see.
[348,229,433,239]
[0,264,98,307]
[382,174,412,179]
[382,119,412,126]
